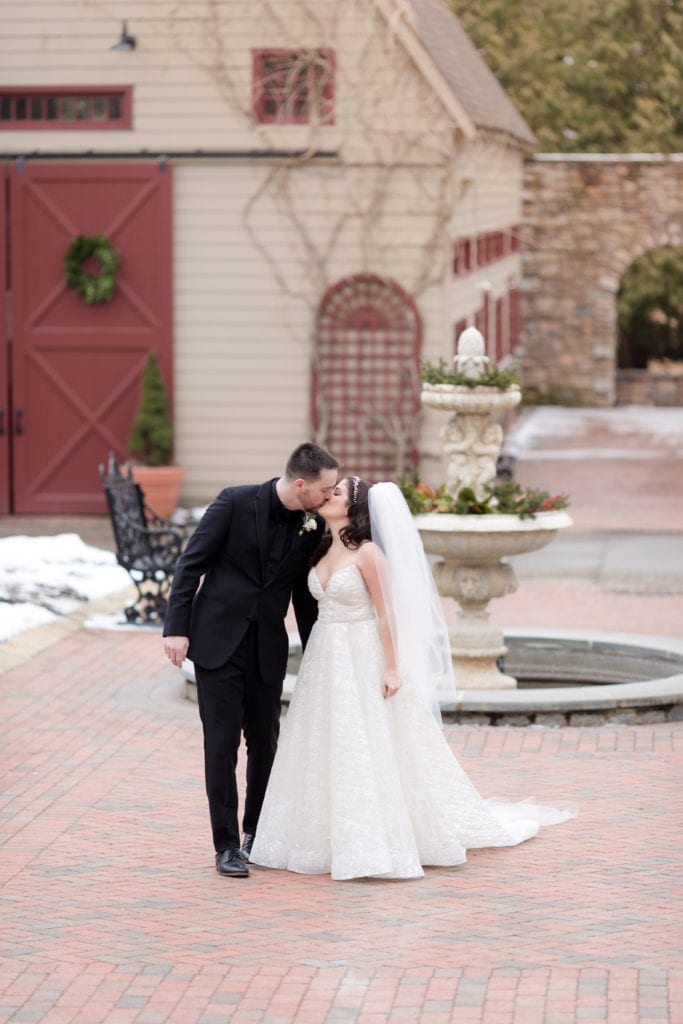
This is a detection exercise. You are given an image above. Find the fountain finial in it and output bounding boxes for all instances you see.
[455,326,489,379]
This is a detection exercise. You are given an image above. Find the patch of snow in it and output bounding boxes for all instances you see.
[507,406,683,455]
[171,506,206,526]
[0,534,131,643]
[0,602,59,643]
[519,448,666,461]
[0,533,130,612]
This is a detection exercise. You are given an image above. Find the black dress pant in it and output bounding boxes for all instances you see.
[194,624,282,853]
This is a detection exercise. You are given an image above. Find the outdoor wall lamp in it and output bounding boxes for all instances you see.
[111,21,136,51]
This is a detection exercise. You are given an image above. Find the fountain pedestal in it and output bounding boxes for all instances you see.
[423,385,521,501]
[419,327,571,690]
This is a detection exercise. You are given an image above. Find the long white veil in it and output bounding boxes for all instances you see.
[368,482,457,722]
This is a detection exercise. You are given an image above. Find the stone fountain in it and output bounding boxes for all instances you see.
[417,328,572,689]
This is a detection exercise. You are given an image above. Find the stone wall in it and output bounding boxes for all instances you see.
[520,155,683,406]
[616,369,683,407]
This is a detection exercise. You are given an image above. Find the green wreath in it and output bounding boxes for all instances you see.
[64,234,120,304]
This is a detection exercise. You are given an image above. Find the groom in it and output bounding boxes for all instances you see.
[163,443,339,877]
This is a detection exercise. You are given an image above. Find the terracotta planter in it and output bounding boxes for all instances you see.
[130,465,185,519]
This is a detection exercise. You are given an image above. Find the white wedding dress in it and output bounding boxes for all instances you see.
[250,561,575,881]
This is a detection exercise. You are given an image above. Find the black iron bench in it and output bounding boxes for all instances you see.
[99,452,186,624]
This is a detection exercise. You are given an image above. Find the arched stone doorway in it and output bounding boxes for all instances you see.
[616,245,683,405]
[521,155,683,406]
[313,273,421,480]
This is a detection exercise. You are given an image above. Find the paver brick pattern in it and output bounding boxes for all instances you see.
[1,630,682,1023]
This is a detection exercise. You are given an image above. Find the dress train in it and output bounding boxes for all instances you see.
[250,564,576,880]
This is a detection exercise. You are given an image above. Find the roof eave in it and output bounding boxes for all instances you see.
[478,124,538,154]
[372,0,478,142]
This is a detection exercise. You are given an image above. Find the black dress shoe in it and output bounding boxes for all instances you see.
[215,849,249,877]
[238,833,254,863]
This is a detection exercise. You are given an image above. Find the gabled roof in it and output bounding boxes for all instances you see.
[377,0,537,149]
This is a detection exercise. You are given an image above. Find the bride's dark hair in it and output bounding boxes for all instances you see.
[311,477,372,564]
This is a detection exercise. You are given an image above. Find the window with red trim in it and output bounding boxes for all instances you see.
[509,287,520,352]
[453,228,520,277]
[253,50,334,125]
[495,297,504,361]
[0,87,132,130]
[453,238,471,276]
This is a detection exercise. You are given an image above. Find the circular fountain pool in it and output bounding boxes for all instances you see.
[442,629,683,726]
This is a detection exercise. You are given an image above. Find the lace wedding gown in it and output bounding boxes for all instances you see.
[250,562,575,881]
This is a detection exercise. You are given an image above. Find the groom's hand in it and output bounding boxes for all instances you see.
[164,636,189,668]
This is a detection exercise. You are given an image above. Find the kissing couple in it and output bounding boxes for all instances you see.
[163,443,575,880]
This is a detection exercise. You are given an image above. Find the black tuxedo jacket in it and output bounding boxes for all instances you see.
[163,479,321,683]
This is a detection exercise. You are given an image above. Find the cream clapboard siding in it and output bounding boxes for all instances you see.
[0,0,451,156]
[450,140,524,327]
[1,0,527,499]
[173,162,313,497]
[174,158,450,499]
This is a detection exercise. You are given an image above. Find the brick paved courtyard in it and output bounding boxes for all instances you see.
[1,628,681,1024]
[2,407,683,1022]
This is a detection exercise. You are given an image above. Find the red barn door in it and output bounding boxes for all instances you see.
[7,161,172,513]
[0,166,9,514]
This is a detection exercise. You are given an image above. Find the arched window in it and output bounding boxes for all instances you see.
[314,274,421,481]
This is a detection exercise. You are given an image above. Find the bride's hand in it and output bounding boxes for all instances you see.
[382,669,402,699]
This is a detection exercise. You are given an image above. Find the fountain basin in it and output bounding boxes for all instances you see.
[416,510,573,561]
[421,382,521,415]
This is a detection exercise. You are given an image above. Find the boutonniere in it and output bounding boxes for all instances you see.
[298,511,318,536]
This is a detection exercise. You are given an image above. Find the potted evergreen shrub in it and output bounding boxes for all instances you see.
[128,351,185,518]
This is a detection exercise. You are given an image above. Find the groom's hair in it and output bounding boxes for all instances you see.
[285,443,339,481]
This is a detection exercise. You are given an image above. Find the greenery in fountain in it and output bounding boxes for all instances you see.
[419,358,520,390]
[400,476,570,518]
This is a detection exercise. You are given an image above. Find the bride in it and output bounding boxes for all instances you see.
[250,477,575,881]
